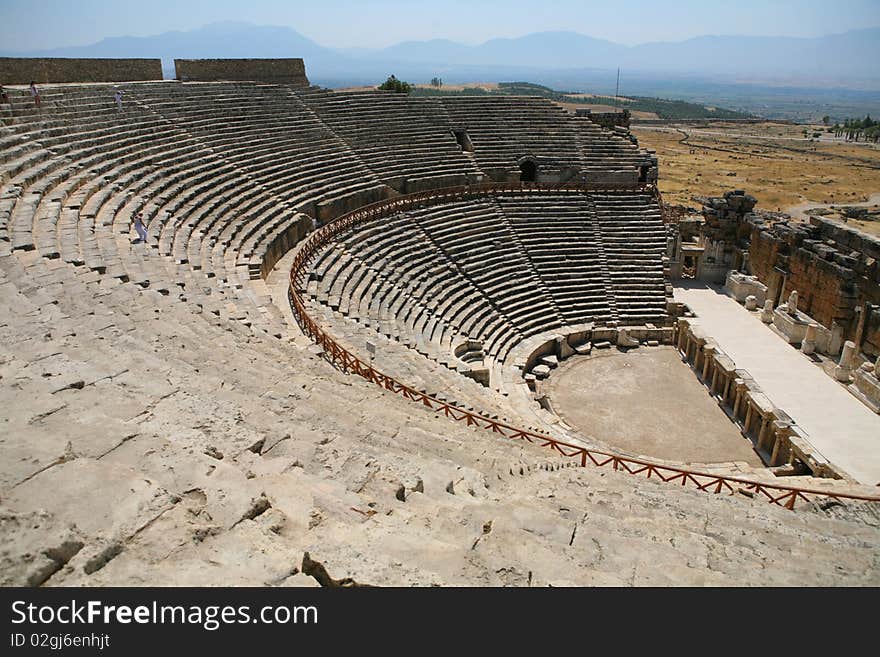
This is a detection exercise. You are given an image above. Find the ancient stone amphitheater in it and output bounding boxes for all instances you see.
[1,59,879,587]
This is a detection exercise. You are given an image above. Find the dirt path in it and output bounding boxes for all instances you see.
[637,125,880,169]
[787,192,880,221]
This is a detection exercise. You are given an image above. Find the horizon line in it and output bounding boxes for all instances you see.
[4,20,880,56]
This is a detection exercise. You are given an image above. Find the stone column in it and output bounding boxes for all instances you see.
[678,326,687,353]
[777,275,788,307]
[787,290,798,315]
[853,301,871,352]
[710,365,721,396]
[801,323,818,355]
[701,345,714,382]
[834,341,856,382]
[829,321,845,356]
[757,413,773,451]
[685,334,696,365]
[693,338,707,372]
[745,295,757,311]
[760,299,774,324]
[732,380,746,419]
[721,373,733,406]
[770,427,790,466]
[743,400,754,436]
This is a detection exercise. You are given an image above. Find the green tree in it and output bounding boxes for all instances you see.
[377,75,412,94]
[822,115,830,125]
[430,77,443,88]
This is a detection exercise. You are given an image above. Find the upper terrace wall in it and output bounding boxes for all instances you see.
[747,214,880,357]
[174,58,309,86]
[575,108,631,129]
[0,58,162,84]
[674,192,880,357]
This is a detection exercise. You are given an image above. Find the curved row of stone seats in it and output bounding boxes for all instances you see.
[1,86,181,248]
[2,86,193,257]
[572,116,656,177]
[307,192,668,370]
[5,91,880,583]
[124,82,390,224]
[317,199,552,361]
[302,294,550,432]
[100,138,296,334]
[0,248,575,585]
[439,96,585,178]
[495,194,617,325]
[297,89,482,192]
[9,245,871,587]
[308,206,515,362]
[409,200,564,358]
[307,209,496,360]
[78,85,296,328]
[592,192,668,324]
[0,84,294,337]
[304,191,670,388]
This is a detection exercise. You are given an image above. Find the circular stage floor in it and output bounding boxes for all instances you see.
[546,346,764,466]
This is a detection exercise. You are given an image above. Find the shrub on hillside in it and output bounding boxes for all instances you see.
[378,75,412,94]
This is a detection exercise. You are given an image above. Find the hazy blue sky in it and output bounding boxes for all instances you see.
[2,0,879,51]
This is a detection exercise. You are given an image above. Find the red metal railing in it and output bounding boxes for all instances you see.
[289,182,880,510]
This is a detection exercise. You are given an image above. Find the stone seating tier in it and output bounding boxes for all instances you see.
[307,191,669,370]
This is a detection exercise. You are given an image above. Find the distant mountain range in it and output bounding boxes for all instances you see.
[3,21,879,90]
[374,28,880,84]
[2,18,879,126]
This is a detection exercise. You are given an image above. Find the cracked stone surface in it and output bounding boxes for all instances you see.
[0,99,878,585]
[1,250,878,586]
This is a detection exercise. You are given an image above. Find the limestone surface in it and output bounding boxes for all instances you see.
[1,82,878,587]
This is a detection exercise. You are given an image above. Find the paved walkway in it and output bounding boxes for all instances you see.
[674,283,880,485]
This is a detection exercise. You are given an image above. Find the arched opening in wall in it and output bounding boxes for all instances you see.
[520,160,538,182]
[639,165,649,183]
[452,130,473,152]
[682,255,697,279]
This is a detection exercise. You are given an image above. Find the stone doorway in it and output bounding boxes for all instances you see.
[519,159,538,182]
[452,129,473,152]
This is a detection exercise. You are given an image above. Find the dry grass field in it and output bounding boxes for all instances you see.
[632,122,880,235]
[554,99,658,118]
[558,94,659,119]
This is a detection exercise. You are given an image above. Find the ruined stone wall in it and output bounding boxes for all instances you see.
[575,108,631,129]
[0,58,162,84]
[812,217,880,262]
[690,191,755,282]
[784,246,858,326]
[865,308,880,358]
[174,59,309,86]
[746,214,880,357]
[746,226,782,284]
[674,191,880,355]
